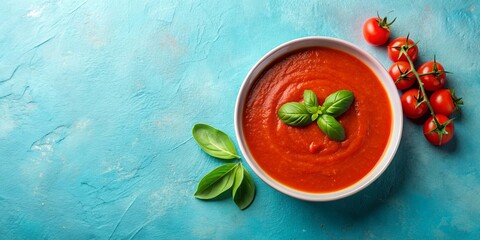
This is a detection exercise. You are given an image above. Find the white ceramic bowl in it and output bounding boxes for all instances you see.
[234,37,403,201]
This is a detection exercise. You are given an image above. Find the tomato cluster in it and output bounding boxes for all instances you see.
[387,37,462,146]
[363,15,463,146]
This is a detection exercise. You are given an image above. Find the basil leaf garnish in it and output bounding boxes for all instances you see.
[194,163,239,199]
[303,90,318,114]
[278,102,313,127]
[322,90,354,117]
[317,114,345,141]
[277,89,354,142]
[192,124,240,160]
[233,164,255,210]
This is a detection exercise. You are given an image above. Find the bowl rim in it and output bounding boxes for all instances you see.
[234,36,403,201]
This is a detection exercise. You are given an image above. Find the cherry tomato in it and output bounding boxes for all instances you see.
[418,61,447,91]
[430,89,463,116]
[401,89,428,119]
[388,61,415,90]
[387,37,418,62]
[363,17,394,46]
[423,114,454,146]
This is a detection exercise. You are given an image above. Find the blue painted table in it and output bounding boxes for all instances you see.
[1,1,479,239]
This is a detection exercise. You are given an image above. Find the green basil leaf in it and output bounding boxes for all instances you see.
[232,164,244,198]
[232,164,255,210]
[278,102,313,127]
[194,163,239,199]
[192,124,240,160]
[311,113,319,121]
[303,90,318,114]
[322,90,354,117]
[317,114,345,141]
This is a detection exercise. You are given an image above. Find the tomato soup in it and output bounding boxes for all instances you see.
[242,47,392,193]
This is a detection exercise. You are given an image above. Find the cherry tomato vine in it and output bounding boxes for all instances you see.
[363,14,463,146]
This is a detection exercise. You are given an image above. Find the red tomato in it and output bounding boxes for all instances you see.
[418,61,447,91]
[363,17,392,46]
[387,37,418,62]
[388,61,415,90]
[423,114,454,146]
[401,89,428,119]
[430,89,462,116]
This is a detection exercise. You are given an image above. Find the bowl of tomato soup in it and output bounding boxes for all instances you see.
[234,37,403,201]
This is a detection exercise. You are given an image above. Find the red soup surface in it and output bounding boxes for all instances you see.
[243,47,392,193]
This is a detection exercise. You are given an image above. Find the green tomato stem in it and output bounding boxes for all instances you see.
[404,54,437,119]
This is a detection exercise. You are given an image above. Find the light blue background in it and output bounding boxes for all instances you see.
[1,0,479,239]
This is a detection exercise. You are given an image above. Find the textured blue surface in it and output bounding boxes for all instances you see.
[1,0,479,239]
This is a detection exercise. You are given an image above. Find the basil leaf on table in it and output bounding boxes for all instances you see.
[317,114,345,141]
[303,90,318,114]
[192,124,240,160]
[194,163,239,199]
[322,90,354,117]
[232,164,256,210]
[277,102,313,127]
[191,123,256,210]
[232,165,244,201]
